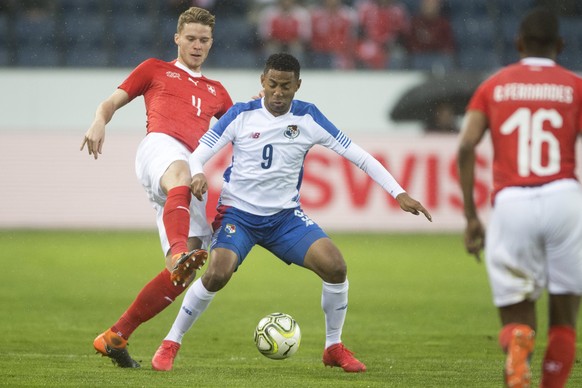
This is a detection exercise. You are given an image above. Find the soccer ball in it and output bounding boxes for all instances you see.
[254,312,301,360]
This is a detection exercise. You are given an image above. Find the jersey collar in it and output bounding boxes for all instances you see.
[174,60,203,78]
[520,57,556,67]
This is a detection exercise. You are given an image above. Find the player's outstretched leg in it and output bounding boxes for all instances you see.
[170,249,208,287]
[151,340,181,371]
[504,325,535,387]
[93,329,141,368]
[323,343,367,373]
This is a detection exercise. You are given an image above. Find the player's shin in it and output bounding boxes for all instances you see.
[163,186,192,255]
[164,278,216,343]
[321,280,349,348]
[541,325,576,388]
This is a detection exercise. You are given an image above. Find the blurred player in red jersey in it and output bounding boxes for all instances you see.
[257,0,311,64]
[458,7,582,388]
[355,0,410,69]
[405,0,455,72]
[309,0,358,70]
[80,7,233,368]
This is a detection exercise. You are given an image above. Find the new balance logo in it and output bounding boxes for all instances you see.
[182,306,193,316]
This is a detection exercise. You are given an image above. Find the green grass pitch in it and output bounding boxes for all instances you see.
[0,230,580,387]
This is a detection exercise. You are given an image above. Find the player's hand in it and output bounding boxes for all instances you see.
[190,173,208,201]
[80,122,106,160]
[395,192,432,222]
[464,217,485,262]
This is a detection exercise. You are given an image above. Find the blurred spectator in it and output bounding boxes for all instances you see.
[355,0,410,69]
[0,0,15,15]
[18,0,53,18]
[536,0,582,16]
[257,0,311,64]
[165,0,248,17]
[405,0,455,74]
[309,0,358,69]
[14,0,59,66]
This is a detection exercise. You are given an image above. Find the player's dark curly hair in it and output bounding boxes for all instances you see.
[264,53,301,79]
[519,7,559,51]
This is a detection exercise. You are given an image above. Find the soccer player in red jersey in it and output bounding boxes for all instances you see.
[257,0,311,65]
[458,8,582,388]
[80,7,233,368]
[355,0,410,69]
[309,0,358,69]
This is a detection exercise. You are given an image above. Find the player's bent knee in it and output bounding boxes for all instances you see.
[316,258,347,283]
[201,269,231,292]
[201,260,236,292]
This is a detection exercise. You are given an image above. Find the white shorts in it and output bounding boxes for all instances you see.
[485,179,582,307]
[135,132,212,256]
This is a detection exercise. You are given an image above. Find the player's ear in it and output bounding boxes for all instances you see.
[260,73,265,86]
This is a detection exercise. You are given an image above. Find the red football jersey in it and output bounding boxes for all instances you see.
[310,7,356,53]
[119,58,233,151]
[258,6,311,44]
[357,1,409,45]
[468,58,582,199]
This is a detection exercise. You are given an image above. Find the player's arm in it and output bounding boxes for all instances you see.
[81,89,130,160]
[342,143,432,222]
[188,142,221,201]
[457,109,488,261]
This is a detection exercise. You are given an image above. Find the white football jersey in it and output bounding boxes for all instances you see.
[190,98,404,216]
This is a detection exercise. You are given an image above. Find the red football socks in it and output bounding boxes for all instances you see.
[163,186,191,255]
[541,325,576,388]
[111,269,186,339]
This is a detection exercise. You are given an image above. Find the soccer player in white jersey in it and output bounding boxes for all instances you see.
[151,52,432,372]
[458,7,582,388]
[81,7,233,368]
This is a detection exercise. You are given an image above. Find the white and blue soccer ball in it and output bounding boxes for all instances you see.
[254,312,301,360]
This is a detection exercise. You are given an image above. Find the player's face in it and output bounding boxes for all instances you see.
[261,69,301,117]
[175,23,213,72]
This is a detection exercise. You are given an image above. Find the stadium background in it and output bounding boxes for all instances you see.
[1,0,582,232]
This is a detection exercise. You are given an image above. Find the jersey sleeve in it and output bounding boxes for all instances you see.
[298,103,353,153]
[214,83,234,119]
[342,143,405,198]
[188,143,215,175]
[189,103,242,172]
[466,79,491,115]
[302,102,405,198]
[117,59,155,101]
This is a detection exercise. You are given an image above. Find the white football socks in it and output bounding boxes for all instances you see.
[165,278,216,344]
[321,279,349,349]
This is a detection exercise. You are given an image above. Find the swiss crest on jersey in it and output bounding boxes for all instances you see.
[284,125,300,140]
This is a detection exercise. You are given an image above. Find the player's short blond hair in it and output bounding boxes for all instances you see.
[177,7,215,33]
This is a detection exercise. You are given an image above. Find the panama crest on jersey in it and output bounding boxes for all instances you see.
[225,223,236,234]
[284,125,300,140]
